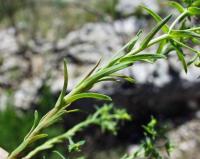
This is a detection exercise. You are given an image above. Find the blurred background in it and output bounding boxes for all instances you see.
[0,0,199,158]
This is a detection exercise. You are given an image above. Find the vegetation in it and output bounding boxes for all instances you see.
[0,0,199,158]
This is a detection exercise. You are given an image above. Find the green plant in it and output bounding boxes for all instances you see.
[4,1,200,158]
[121,117,173,159]
[26,104,131,159]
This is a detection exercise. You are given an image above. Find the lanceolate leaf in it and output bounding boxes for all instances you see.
[171,41,188,72]
[80,58,101,82]
[119,54,166,63]
[55,59,68,108]
[87,61,134,86]
[110,74,136,83]
[141,14,172,49]
[29,134,48,144]
[168,1,185,13]
[142,6,169,32]
[53,151,66,159]
[67,93,112,103]
[188,7,200,15]
[97,77,119,83]
[108,30,142,67]
[187,55,198,66]
[170,30,200,39]
[157,40,167,54]
[24,110,39,140]
[172,39,199,54]
[192,1,200,7]
[125,30,143,52]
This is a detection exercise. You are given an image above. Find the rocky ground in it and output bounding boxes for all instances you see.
[0,0,200,158]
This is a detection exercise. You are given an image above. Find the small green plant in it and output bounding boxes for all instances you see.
[2,1,200,158]
[121,117,173,159]
[26,104,131,159]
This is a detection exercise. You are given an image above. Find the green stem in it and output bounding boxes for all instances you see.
[169,10,188,33]
[23,120,93,159]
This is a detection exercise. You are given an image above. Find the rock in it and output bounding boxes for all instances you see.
[0,28,19,54]
[14,78,43,109]
[0,147,8,159]
[168,119,200,159]
[51,17,138,92]
[116,0,159,15]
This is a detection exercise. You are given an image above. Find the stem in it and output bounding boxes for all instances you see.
[169,10,188,33]
[8,108,59,159]
[23,120,93,159]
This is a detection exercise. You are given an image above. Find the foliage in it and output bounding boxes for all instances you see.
[1,1,199,159]
[28,104,131,159]
[122,117,173,159]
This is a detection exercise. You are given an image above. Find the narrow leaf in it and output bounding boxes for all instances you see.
[170,30,200,39]
[171,41,188,72]
[168,1,185,13]
[192,1,200,7]
[80,58,101,82]
[108,30,142,67]
[110,74,136,83]
[141,14,172,49]
[53,151,66,159]
[97,77,119,83]
[142,6,169,32]
[172,39,199,54]
[86,61,134,86]
[55,59,68,108]
[157,40,167,54]
[24,110,39,140]
[29,134,48,144]
[188,7,200,15]
[119,54,166,63]
[125,30,143,52]
[67,93,112,103]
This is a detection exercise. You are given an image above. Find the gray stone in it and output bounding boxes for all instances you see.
[116,0,159,15]
[168,119,200,159]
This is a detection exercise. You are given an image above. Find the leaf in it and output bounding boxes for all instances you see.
[141,6,169,32]
[140,14,172,49]
[24,110,39,140]
[125,30,143,52]
[192,1,200,7]
[187,55,198,66]
[53,151,66,159]
[170,30,200,39]
[168,1,185,13]
[172,39,199,54]
[186,26,200,32]
[171,41,188,73]
[80,58,101,82]
[29,134,48,144]
[188,7,200,15]
[157,40,167,54]
[119,54,166,63]
[86,61,134,86]
[97,77,119,83]
[68,139,85,152]
[67,93,112,103]
[108,30,142,67]
[110,74,136,83]
[55,59,68,108]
